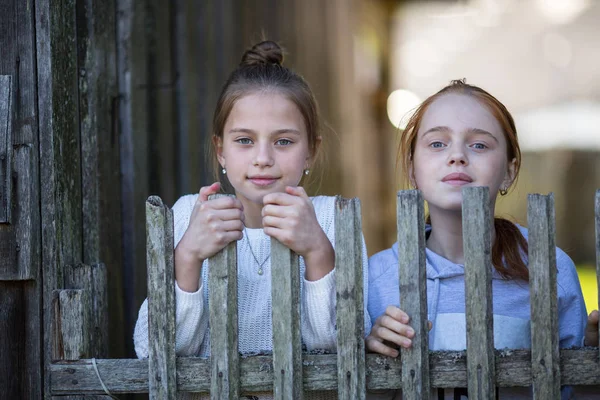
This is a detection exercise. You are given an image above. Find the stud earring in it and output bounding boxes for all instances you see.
[304,169,309,175]
[222,168,227,175]
[499,187,508,196]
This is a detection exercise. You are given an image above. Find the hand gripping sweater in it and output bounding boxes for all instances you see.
[134,195,371,399]
[367,225,587,400]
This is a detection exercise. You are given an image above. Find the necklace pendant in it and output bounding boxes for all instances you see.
[257,268,263,276]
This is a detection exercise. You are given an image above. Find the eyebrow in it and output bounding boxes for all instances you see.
[227,128,302,135]
[421,126,499,143]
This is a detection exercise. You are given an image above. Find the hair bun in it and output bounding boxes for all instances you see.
[240,41,284,67]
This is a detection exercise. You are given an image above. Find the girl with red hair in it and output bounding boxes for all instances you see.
[366,80,594,399]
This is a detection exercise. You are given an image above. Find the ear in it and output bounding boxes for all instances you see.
[503,157,517,189]
[213,136,225,167]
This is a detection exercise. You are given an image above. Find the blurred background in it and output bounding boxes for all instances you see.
[116,0,600,357]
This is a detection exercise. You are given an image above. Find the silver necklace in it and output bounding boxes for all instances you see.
[244,228,270,275]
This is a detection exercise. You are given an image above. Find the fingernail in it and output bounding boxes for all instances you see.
[407,328,414,337]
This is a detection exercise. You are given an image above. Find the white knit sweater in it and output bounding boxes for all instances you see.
[134,195,371,399]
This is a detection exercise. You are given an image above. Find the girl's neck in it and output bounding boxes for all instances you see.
[241,200,263,229]
[426,207,496,265]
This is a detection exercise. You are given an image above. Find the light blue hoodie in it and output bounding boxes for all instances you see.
[367,225,587,399]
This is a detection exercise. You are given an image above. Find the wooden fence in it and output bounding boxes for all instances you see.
[49,188,600,398]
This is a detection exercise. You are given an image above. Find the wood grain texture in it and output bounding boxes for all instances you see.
[335,196,365,400]
[52,289,91,361]
[208,193,240,399]
[0,0,42,397]
[35,1,82,398]
[64,263,108,358]
[116,0,151,353]
[0,75,12,224]
[271,238,303,399]
[50,349,600,394]
[528,193,560,399]
[396,190,429,399]
[462,187,495,399]
[146,196,176,399]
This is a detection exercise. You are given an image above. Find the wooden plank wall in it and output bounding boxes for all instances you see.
[0,1,42,399]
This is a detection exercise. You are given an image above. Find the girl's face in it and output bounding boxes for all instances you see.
[411,93,516,214]
[216,91,315,209]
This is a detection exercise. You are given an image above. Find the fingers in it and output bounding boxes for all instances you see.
[285,185,308,198]
[385,305,410,324]
[263,186,308,206]
[198,182,221,202]
[588,310,599,324]
[366,335,399,358]
[196,192,244,212]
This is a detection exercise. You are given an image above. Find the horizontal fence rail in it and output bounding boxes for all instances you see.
[50,191,600,398]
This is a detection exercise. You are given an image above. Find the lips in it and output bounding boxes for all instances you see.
[248,176,279,187]
[442,172,473,186]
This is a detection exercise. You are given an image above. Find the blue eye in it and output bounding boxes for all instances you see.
[430,141,445,148]
[236,138,252,145]
[276,139,293,146]
[472,143,487,150]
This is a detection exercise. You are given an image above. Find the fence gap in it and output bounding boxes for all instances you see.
[596,190,600,361]
[462,187,495,399]
[271,237,302,399]
[396,190,430,398]
[207,193,240,399]
[528,193,560,399]
[335,196,366,400]
[146,196,176,399]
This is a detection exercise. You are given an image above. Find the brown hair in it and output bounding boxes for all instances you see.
[210,40,321,190]
[399,79,529,281]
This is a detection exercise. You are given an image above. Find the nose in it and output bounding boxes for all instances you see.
[253,143,274,167]
[447,147,468,166]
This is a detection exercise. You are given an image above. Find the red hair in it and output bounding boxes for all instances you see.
[399,79,528,281]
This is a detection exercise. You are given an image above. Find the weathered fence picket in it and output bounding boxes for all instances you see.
[528,194,561,399]
[271,236,303,399]
[462,187,495,399]
[48,192,600,397]
[397,190,430,399]
[335,197,366,400]
[146,196,176,399]
[208,193,240,399]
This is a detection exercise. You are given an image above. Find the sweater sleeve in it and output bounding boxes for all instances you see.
[133,194,209,358]
[556,248,587,349]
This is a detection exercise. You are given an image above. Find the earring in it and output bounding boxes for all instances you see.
[304,169,309,175]
[499,187,508,196]
[222,168,227,175]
